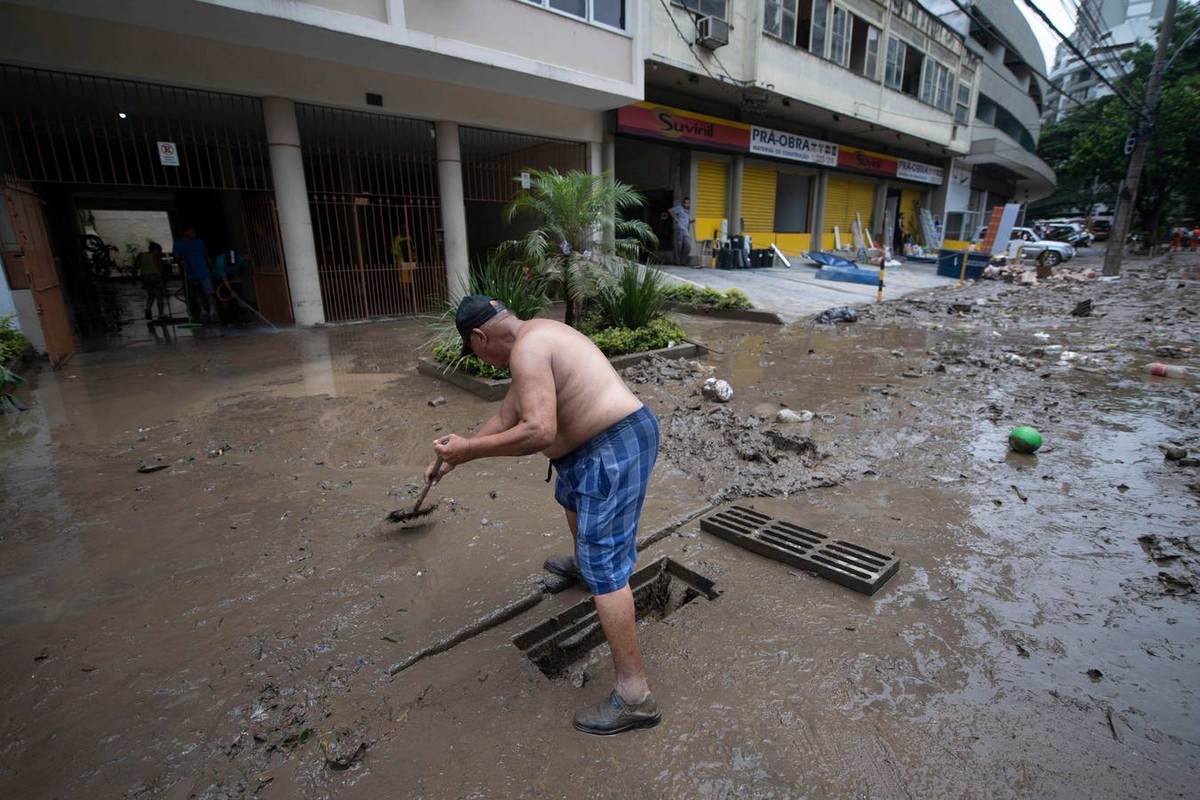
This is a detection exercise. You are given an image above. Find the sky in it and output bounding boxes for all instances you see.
[1018,2,1077,69]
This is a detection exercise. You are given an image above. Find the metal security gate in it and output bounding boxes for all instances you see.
[298,105,444,323]
[0,64,272,191]
[459,126,587,267]
[824,176,877,243]
[242,193,292,325]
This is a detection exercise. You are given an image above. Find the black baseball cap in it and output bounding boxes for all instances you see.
[455,295,505,357]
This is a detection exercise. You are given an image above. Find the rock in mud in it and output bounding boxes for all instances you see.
[776,409,814,423]
[701,378,733,402]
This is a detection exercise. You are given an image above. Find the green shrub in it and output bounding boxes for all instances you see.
[467,250,552,321]
[432,341,511,380]
[661,284,752,310]
[587,318,686,357]
[424,249,551,371]
[593,260,666,331]
[660,284,698,304]
[0,315,29,363]
[713,288,752,309]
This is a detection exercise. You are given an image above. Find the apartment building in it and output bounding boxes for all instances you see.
[0,0,643,363]
[1042,0,1167,124]
[616,0,977,257]
[917,0,1055,242]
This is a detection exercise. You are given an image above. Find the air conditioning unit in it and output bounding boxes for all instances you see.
[696,15,729,49]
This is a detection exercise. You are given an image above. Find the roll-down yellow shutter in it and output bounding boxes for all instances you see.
[741,166,777,234]
[695,160,728,241]
[825,177,876,239]
[696,160,728,218]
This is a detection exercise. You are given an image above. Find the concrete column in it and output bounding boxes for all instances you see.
[730,155,745,236]
[601,130,616,248]
[874,181,889,245]
[435,121,470,298]
[813,170,828,251]
[262,97,325,326]
[588,141,603,176]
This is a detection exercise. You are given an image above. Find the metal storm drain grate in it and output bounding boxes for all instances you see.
[513,556,719,678]
[700,505,899,596]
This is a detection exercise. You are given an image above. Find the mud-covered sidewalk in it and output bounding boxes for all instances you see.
[2,252,1198,799]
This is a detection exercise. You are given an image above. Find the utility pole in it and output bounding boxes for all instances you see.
[1104,0,1177,276]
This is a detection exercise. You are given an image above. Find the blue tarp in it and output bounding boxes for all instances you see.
[806,251,858,268]
[815,263,881,287]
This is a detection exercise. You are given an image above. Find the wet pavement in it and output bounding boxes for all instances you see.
[1,248,1197,798]
[657,253,956,323]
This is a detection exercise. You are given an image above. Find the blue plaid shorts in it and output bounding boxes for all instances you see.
[552,405,659,595]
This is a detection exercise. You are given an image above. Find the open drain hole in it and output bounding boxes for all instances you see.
[513,556,719,679]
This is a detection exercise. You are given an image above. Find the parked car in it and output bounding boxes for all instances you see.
[1045,222,1093,249]
[1089,219,1112,242]
[978,227,1076,266]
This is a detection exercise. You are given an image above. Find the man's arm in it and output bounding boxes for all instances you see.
[433,336,557,468]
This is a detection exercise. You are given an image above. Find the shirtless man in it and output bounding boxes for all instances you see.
[425,295,661,735]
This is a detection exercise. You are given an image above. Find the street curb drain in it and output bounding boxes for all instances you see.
[699,505,899,596]
[513,556,719,678]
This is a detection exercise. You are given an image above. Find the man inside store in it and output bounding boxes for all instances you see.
[668,196,692,266]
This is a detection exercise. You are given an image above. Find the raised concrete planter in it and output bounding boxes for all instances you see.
[418,342,704,401]
[665,302,783,325]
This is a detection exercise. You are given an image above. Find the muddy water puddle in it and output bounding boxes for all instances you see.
[2,279,1199,798]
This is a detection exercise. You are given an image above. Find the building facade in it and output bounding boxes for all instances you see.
[1,0,1060,365]
[0,0,643,363]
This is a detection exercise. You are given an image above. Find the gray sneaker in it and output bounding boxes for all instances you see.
[573,690,661,735]
[543,554,583,583]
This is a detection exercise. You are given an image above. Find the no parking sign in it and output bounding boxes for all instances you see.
[157,141,180,167]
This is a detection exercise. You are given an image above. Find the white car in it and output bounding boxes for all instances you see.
[978,227,1076,266]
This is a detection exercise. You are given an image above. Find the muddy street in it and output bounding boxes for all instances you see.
[2,255,1198,799]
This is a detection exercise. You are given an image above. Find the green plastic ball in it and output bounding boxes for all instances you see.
[1008,426,1043,454]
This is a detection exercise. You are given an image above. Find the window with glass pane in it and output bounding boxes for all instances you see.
[955,82,971,123]
[865,26,880,78]
[885,36,905,90]
[939,68,955,112]
[764,0,798,44]
[675,0,726,19]
[920,60,935,105]
[594,0,624,26]
[550,0,586,17]
[811,0,829,57]
[829,6,851,66]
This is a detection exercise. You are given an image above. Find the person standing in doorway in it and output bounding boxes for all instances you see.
[134,241,167,321]
[425,296,662,736]
[893,211,906,256]
[668,197,692,266]
[173,226,216,323]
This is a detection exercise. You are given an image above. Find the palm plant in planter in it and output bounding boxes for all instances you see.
[504,168,656,329]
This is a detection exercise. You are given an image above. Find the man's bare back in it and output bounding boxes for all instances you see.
[430,309,642,471]
[512,319,643,459]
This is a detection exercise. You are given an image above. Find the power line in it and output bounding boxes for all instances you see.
[941,0,1111,122]
[1017,0,1141,111]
